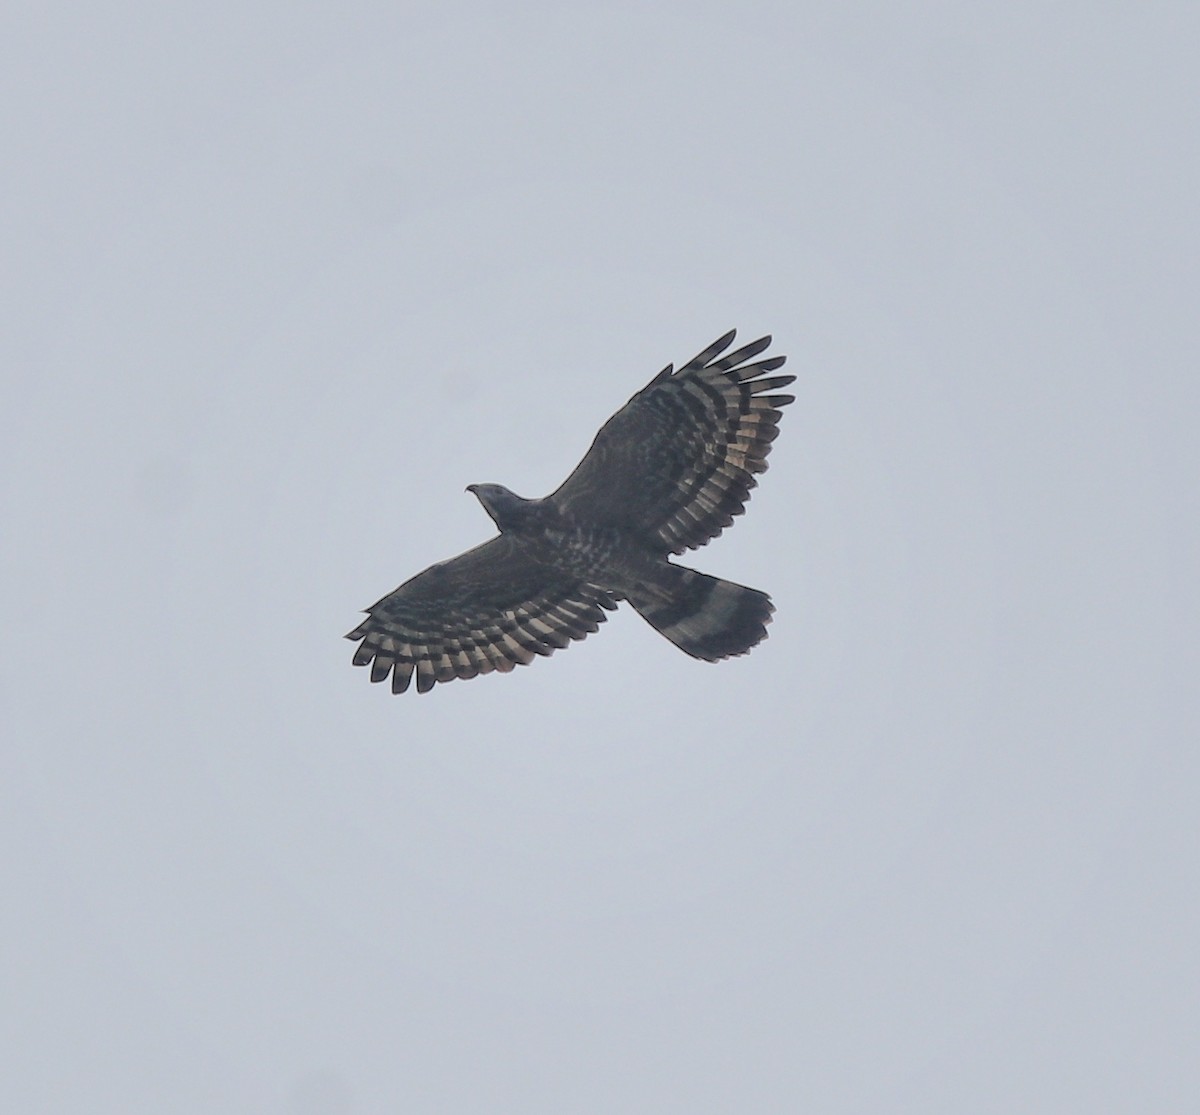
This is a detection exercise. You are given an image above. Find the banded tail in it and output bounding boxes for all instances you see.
[628,564,775,661]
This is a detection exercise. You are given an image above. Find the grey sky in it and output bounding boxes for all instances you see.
[2,4,1196,1113]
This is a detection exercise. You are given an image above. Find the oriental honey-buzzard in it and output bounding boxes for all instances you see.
[347,330,794,693]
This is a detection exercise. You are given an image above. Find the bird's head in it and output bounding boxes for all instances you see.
[466,483,529,531]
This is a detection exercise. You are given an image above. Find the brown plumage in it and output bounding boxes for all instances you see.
[347,330,794,693]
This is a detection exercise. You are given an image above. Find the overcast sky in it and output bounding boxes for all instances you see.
[2,4,1196,1113]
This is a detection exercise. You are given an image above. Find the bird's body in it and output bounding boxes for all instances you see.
[347,330,794,693]
[468,484,665,598]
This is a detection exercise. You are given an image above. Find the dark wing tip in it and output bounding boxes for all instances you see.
[713,334,774,371]
[682,329,738,371]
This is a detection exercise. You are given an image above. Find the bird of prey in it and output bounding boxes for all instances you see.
[347,330,794,693]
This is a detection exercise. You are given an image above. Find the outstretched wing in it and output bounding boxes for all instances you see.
[346,535,617,694]
[550,330,794,554]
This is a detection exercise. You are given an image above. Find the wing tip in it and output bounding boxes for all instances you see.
[682,329,739,371]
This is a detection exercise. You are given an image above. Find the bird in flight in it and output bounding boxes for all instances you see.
[347,330,794,693]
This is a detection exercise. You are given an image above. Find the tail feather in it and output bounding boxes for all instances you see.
[629,565,775,661]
